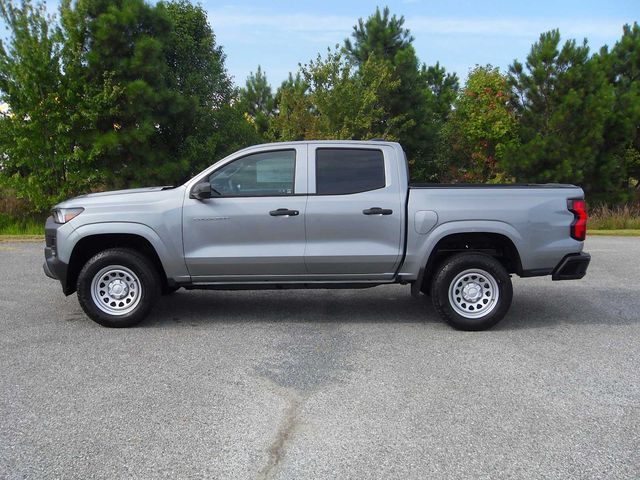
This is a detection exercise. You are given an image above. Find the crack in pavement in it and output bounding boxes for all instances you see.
[254,320,353,479]
[257,390,304,480]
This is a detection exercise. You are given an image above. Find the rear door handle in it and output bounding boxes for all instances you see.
[269,208,299,217]
[363,207,393,215]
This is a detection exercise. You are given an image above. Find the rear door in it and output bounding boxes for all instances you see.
[304,145,404,278]
[182,146,308,281]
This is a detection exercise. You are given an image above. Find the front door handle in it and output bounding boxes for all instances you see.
[363,207,393,215]
[269,208,299,217]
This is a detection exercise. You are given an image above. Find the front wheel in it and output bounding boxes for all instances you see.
[431,253,513,331]
[77,248,161,328]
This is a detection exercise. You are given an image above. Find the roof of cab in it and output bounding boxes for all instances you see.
[245,139,400,149]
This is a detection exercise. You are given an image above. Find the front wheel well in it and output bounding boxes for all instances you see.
[66,234,168,295]
[419,233,522,295]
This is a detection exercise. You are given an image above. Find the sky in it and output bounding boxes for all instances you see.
[1,0,638,89]
[199,0,638,87]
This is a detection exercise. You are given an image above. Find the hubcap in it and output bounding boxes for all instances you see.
[108,279,129,299]
[462,282,483,302]
[448,268,499,319]
[91,265,142,316]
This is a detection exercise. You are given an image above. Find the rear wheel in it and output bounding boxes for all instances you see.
[77,248,161,328]
[431,253,512,331]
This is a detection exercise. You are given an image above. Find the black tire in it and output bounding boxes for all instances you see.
[77,248,161,328]
[431,253,512,331]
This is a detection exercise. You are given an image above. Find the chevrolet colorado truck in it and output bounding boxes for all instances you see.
[44,140,590,330]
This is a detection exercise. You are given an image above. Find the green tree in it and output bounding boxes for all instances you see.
[504,30,615,200]
[441,65,518,182]
[271,48,407,141]
[271,72,307,139]
[344,6,458,180]
[597,23,640,200]
[159,0,257,178]
[270,72,310,141]
[0,0,257,213]
[416,62,460,180]
[238,66,275,138]
[275,72,306,103]
[422,62,460,127]
[0,0,89,211]
[344,6,414,65]
[60,0,190,188]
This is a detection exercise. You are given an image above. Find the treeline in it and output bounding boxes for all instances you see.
[239,9,640,204]
[0,2,638,215]
[0,0,261,213]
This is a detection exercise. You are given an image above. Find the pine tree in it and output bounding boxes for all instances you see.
[238,66,275,137]
[0,0,257,213]
[597,23,640,201]
[160,0,257,179]
[504,30,615,200]
[344,7,458,181]
[60,0,186,188]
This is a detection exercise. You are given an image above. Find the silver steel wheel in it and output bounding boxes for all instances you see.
[90,265,142,316]
[448,268,499,319]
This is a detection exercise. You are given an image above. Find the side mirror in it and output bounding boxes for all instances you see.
[191,182,212,200]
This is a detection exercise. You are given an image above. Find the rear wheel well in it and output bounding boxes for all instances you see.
[66,234,168,294]
[420,233,521,295]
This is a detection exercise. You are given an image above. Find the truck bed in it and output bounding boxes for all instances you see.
[410,183,578,189]
[400,183,585,279]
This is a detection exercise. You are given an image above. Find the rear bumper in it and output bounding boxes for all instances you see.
[552,252,590,280]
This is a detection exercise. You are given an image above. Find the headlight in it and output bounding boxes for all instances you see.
[52,207,84,224]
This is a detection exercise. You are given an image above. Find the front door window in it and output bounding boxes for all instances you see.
[209,150,296,196]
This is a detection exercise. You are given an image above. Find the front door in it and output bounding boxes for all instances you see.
[182,146,308,281]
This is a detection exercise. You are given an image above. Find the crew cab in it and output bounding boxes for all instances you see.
[44,141,590,330]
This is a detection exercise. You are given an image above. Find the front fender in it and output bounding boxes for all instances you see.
[64,222,190,281]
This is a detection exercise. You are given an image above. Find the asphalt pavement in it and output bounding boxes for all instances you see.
[1,237,639,479]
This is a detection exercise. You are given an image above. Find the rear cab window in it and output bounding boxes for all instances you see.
[315,148,386,195]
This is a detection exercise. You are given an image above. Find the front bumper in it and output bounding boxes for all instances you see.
[43,259,56,279]
[43,216,71,294]
[552,252,591,280]
[43,255,68,283]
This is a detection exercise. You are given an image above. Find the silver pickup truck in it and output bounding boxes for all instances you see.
[44,140,590,330]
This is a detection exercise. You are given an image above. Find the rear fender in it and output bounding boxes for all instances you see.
[407,220,525,294]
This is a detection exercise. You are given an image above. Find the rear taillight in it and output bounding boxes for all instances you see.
[568,198,587,241]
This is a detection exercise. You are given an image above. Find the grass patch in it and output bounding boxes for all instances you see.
[0,214,44,235]
[0,234,44,242]
[589,204,640,230]
[588,229,640,236]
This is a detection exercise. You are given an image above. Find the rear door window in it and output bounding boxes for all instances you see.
[315,148,385,195]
